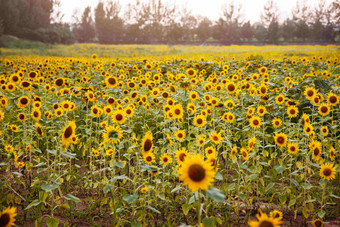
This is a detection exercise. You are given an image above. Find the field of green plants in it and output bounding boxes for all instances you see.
[0,45,339,226]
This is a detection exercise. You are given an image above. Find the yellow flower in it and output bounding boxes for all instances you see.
[175,129,186,142]
[140,186,148,193]
[62,121,76,147]
[274,132,288,147]
[249,115,262,129]
[0,206,17,227]
[178,154,215,192]
[209,130,223,145]
[248,209,282,227]
[319,163,336,181]
[141,131,153,155]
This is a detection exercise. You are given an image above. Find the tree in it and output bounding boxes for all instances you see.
[196,17,211,43]
[261,0,280,44]
[240,21,253,42]
[73,6,95,43]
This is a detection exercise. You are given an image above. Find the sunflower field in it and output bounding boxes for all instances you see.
[0,45,339,226]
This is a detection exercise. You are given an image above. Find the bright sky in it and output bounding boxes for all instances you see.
[59,0,330,24]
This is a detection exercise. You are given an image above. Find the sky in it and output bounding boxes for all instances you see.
[58,0,330,24]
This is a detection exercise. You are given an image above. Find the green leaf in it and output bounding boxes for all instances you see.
[274,165,286,174]
[41,184,59,192]
[123,194,138,204]
[288,198,296,208]
[60,151,76,159]
[301,183,312,190]
[330,194,340,199]
[259,162,269,167]
[279,194,287,204]
[46,217,59,227]
[319,179,327,186]
[188,193,198,204]
[64,194,81,203]
[206,187,225,202]
[147,205,161,214]
[290,179,299,186]
[215,172,223,180]
[47,149,56,156]
[202,217,215,227]
[25,199,41,210]
[227,183,236,192]
[114,162,124,168]
[182,204,191,215]
[140,165,157,171]
[111,175,128,181]
[171,185,182,193]
[249,174,258,181]
[318,210,326,218]
[302,206,309,219]
[265,182,275,192]
[131,222,142,227]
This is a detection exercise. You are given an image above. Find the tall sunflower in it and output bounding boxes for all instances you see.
[319,163,336,181]
[248,209,282,227]
[318,103,330,116]
[112,109,126,124]
[62,121,76,147]
[160,153,172,166]
[209,130,223,145]
[249,115,262,129]
[103,125,123,144]
[287,105,299,118]
[274,133,288,147]
[0,207,17,227]
[193,115,206,128]
[178,154,215,192]
[175,148,189,164]
[287,142,299,155]
[141,131,153,155]
[326,92,339,106]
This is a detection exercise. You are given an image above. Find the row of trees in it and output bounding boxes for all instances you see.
[1,0,339,45]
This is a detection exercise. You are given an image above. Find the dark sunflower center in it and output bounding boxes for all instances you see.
[179,153,186,162]
[108,78,116,85]
[23,82,30,87]
[307,90,314,96]
[163,157,168,162]
[253,119,259,125]
[93,108,98,114]
[175,109,181,115]
[261,87,266,93]
[116,114,123,121]
[21,98,28,105]
[33,111,39,117]
[278,97,283,102]
[321,106,328,113]
[213,136,218,141]
[228,84,235,92]
[144,139,152,152]
[56,79,63,86]
[126,109,131,114]
[192,94,196,99]
[274,213,280,218]
[37,127,42,135]
[64,126,73,139]
[146,156,152,162]
[290,146,296,151]
[277,137,284,144]
[188,164,206,182]
[290,109,296,114]
[19,114,25,120]
[0,213,10,226]
[323,168,332,176]
[314,220,322,227]
[329,96,337,103]
[197,118,203,124]
[259,220,274,227]
[314,148,320,156]
[178,133,183,138]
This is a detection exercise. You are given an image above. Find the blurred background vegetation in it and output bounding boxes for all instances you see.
[0,0,339,47]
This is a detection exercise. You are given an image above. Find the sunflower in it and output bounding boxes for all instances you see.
[270,210,283,220]
[36,122,44,137]
[230,146,237,159]
[186,68,196,77]
[175,148,189,164]
[274,132,288,147]
[55,108,64,117]
[103,125,123,144]
[178,154,215,192]
[272,117,282,128]
[287,105,299,118]
[175,129,186,142]
[248,209,282,227]
[189,91,199,101]
[142,131,153,154]
[62,121,76,147]
[258,84,268,97]
[226,81,237,94]
[10,125,18,132]
[54,77,64,87]
[326,92,339,106]
[112,109,126,124]
[304,87,316,100]
[205,146,216,158]
[160,153,172,166]
[225,100,235,109]
[209,130,223,145]
[31,108,41,121]
[287,142,299,155]
[310,141,322,161]
[249,115,262,129]
[143,153,155,165]
[329,147,335,161]
[241,148,249,160]
[105,76,118,88]
[140,186,148,193]
[17,113,26,122]
[197,135,206,147]
[248,107,255,116]
[91,105,103,117]
[257,105,266,116]
[320,163,336,181]
[0,110,4,121]
[193,115,206,127]
[248,137,256,151]
[259,66,267,74]
[320,126,328,136]
[172,104,183,119]
[0,206,17,227]
[311,218,324,227]
[318,103,330,116]
[17,96,30,108]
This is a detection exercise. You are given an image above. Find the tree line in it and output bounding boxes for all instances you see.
[0,0,339,45]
